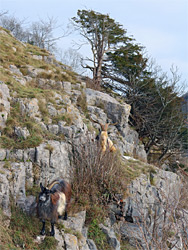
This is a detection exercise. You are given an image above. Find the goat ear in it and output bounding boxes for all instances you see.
[40,183,44,191]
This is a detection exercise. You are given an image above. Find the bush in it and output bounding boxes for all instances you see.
[71,135,127,211]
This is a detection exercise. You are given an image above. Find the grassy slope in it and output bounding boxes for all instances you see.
[0,27,156,250]
[0,26,79,149]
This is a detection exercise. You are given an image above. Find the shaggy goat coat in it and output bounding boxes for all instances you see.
[37,179,71,223]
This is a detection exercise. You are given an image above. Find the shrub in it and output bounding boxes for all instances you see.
[71,135,127,211]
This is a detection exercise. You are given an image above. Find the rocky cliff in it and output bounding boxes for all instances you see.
[0,27,187,250]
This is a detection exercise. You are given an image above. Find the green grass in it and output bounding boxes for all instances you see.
[88,218,111,250]
[0,206,59,250]
[39,237,58,250]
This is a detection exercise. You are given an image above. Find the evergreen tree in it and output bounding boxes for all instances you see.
[72,9,131,86]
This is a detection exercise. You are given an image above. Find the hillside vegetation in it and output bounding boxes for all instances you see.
[0,25,188,250]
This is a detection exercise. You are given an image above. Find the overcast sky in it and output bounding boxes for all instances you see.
[1,0,188,91]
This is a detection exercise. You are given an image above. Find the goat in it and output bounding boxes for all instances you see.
[37,179,71,236]
[91,118,117,152]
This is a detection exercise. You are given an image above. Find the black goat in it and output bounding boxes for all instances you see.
[37,179,71,236]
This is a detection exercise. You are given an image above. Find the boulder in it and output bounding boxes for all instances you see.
[62,211,86,233]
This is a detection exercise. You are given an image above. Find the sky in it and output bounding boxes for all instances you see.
[0,0,188,91]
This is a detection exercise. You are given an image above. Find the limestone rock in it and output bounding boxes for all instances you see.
[78,235,90,250]
[99,223,120,250]
[81,82,86,89]
[0,82,11,128]
[18,98,40,118]
[62,81,72,93]
[120,169,182,247]
[47,104,58,116]
[66,104,84,129]
[0,163,11,216]
[24,76,33,82]
[13,76,26,86]
[34,140,71,183]
[25,161,34,188]
[24,195,36,215]
[58,124,73,138]
[54,227,65,250]
[14,126,30,139]
[32,54,43,60]
[64,233,79,250]
[48,124,59,135]
[87,239,98,250]
[43,54,55,64]
[62,211,86,233]
[6,149,24,161]
[10,162,26,209]
[87,106,107,124]
[9,64,23,76]
[86,88,131,125]
[0,149,6,160]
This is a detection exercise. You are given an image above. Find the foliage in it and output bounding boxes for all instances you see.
[104,45,186,162]
[71,135,154,217]
[88,219,110,250]
[72,9,132,86]
[0,206,59,250]
[39,237,58,250]
[71,136,127,208]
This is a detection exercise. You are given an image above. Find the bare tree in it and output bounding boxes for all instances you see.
[0,14,27,41]
[59,48,84,73]
[26,16,64,52]
[0,10,8,17]
[0,14,69,54]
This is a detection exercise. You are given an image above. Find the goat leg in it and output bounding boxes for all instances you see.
[64,211,68,220]
[40,220,46,235]
[50,222,55,236]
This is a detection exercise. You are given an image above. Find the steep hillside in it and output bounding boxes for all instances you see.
[0,27,187,250]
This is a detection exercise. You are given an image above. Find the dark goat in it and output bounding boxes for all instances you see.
[37,179,71,236]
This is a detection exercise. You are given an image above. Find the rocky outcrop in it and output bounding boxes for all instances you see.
[0,83,11,129]
[85,88,147,161]
[86,88,131,125]
[0,161,33,216]
[107,166,188,249]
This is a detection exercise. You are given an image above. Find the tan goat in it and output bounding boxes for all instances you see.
[92,119,117,152]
